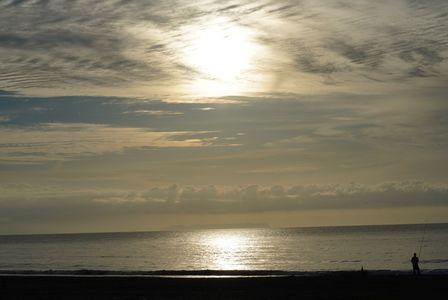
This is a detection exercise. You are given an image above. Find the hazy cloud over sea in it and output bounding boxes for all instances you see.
[1,180,447,233]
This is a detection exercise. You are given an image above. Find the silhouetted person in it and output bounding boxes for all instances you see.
[411,253,420,275]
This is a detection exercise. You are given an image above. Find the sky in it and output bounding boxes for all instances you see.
[1,0,447,234]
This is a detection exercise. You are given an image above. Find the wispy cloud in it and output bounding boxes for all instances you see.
[0,115,11,122]
[1,92,446,184]
[0,123,213,163]
[122,110,184,116]
[1,0,446,96]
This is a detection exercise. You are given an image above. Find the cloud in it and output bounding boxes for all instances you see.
[0,1,178,94]
[0,92,446,186]
[265,135,315,147]
[194,107,215,111]
[0,181,447,223]
[0,123,213,163]
[122,110,184,116]
[259,0,448,87]
[1,2,447,233]
[1,1,447,96]
[296,54,342,75]
[0,89,19,96]
[0,115,11,122]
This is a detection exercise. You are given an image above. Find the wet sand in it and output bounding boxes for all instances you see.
[1,273,447,299]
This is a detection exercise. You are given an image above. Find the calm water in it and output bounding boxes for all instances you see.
[0,224,447,272]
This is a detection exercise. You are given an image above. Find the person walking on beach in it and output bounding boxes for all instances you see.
[411,253,420,275]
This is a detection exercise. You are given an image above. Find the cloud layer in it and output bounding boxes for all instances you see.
[0,0,447,96]
[0,122,215,163]
[92,181,448,213]
[0,94,447,185]
[1,182,447,223]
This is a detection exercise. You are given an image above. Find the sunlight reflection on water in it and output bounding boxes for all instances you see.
[199,230,254,270]
[1,224,447,272]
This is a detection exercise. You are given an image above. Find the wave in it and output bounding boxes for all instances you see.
[1,269,448,277]
[423,259,448,264]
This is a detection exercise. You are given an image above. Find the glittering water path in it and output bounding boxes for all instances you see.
[0,224,447,272]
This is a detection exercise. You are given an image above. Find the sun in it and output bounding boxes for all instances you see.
[187,24,251,81]
[182,18,257,95]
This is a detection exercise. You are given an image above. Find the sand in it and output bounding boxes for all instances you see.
[1,272,447,299]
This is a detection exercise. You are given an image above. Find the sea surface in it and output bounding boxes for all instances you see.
[0,223,447,273]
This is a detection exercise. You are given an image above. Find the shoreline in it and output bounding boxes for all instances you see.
[1,272,447,299]
[1,268,448,276]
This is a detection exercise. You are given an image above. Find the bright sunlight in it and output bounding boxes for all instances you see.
[182,18,258,95]
[200,231,254,270]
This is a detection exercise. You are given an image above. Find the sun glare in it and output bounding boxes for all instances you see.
[182,19,258,95]
[209,234,243,251]
[200,231,253,270]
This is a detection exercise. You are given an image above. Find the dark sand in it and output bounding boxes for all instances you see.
[1,272,447,299]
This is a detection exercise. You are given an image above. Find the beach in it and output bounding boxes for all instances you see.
[1,272,447,299]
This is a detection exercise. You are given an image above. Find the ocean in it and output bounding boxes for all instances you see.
[0,223,447,273]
